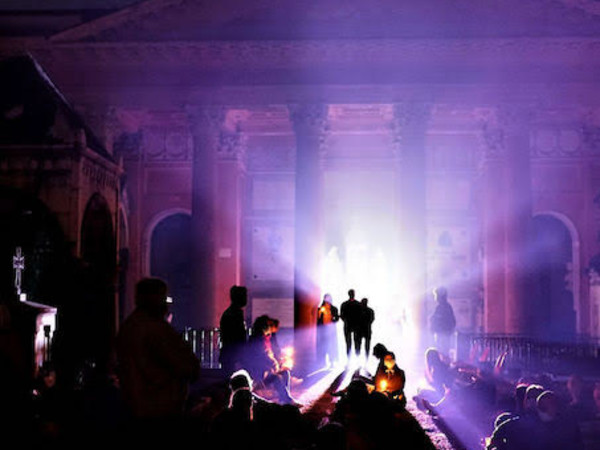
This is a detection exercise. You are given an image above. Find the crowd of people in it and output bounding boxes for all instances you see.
[16,275,600,449]
[484,374,600,450]
[409,342,600,449]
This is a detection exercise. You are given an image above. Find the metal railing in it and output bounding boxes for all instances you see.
[183,327,221,369]
[460,333,600,376]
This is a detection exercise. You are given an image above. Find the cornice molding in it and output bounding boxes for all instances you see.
[25,37,600,70]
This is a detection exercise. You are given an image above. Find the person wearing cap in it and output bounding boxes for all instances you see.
[116,277,200,443]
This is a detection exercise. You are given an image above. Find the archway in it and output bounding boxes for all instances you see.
[150,213,192,331]
[80,193,116,372]
[530,214,576,341]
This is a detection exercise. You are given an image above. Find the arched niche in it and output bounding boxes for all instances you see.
[531,212,580,340]
[146,210,192,331]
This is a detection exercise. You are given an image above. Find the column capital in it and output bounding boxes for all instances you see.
[581,110,600,155]
[495,104,536,134]
[390,102,432,159]
[217,130,247,164]
[185,104,227,135]
[287,103,329,134]
[391,102,432,131]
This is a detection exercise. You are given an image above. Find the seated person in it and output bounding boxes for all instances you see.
[211,389,255,449]
[228,369,272,408]
[246,316,299,406]
[373,351,406,407]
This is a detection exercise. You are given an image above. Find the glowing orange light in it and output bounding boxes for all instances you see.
[281,346,295,370]
[379,380,388,392]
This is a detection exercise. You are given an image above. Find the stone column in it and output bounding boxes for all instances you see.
[288,103,328,369]
[479,106,533,335]
[498,106,534,336]
[187,105,226,328]
[392,102,431,350]
[215,129,247,326]
[478,116,508,333]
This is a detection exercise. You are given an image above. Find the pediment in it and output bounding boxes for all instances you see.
[51,0,600,43]
[0,55,110,159]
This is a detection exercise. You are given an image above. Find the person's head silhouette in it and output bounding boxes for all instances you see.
[135,277,169,319]
[433,286,448,303]
[348,289,355,300]
[230,285,248,308]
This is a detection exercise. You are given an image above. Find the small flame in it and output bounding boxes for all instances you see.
[379,380,388,392]
[281,346,295,370]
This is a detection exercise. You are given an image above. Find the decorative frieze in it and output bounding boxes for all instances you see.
[530,128,584,158]
[82,159,119,190]
[142,128,193,161]
[247,144,295,172]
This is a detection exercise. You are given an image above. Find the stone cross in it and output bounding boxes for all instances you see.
[12,247,24,296]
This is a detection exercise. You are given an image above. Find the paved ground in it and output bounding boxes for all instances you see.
[288,365,457,450]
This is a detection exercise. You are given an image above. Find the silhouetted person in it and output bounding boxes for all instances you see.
[429,286,456,356]
[211,388,255,449]
[536,390,583,450]
[116,278,199,445]
[357,298,374,359]
[316,293,339,367]
[340,289,362,358]
[247,316,298,406]
[374,351,406,407]
[219,285,248,376]
[566,373,594,422]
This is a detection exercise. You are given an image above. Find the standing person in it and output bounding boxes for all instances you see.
[116,277,200,445]
[219,285,248,376]
[429,286,456,357]
[357,298,375,360]
[317,293,339,368]
[340,289,362,359]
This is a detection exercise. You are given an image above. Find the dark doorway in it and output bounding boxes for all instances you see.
[0,187,69,304]
[150,213,192,331]
[80,193,116,373]
[117,210,129,324]
[530,215,576,341]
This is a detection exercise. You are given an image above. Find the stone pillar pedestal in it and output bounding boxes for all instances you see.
[187,105,225,328]
[289,103,328,370]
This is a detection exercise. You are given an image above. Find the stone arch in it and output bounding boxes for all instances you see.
[79,192,117,371]
[144,209,192,331]
[532,211,581,337]
[142,208,191,276]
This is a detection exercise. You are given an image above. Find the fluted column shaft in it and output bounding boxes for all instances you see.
[479,106,533,335]
[393,103,431,349]
[499,107,533,335]
[188,105,225,328]
[289,104,328,368]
